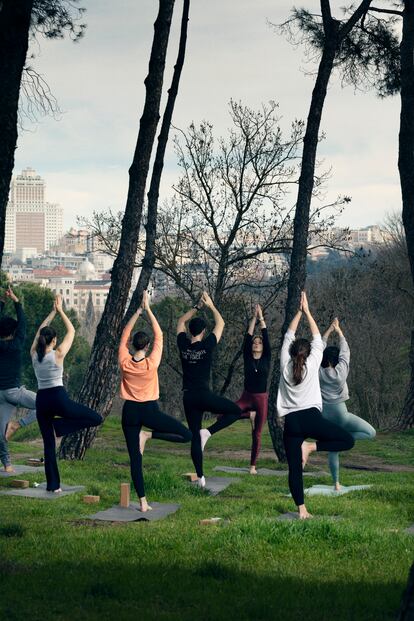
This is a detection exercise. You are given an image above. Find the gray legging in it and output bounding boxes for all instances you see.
[0,386,37,467]
[321,401,376,484]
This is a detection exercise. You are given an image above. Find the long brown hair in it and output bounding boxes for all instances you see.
[289,338,311,385]
[36,326,57,362]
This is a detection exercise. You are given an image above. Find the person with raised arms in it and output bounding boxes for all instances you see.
[320,317,376,490]
[277,292,354,519]
[223,303,271,474]
[0,286,38,472]
[177,292,242,487]
[31,294,102,492]
[119,291,192,512]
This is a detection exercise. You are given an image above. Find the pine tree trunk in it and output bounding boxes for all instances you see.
[58,0,176,460]
[0,0,34,263]
[399,1,414,430]
[267,34,337,462]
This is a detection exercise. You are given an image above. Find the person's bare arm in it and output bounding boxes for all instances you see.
[55,296,75,360]
[247,306,257,336]
[143,292,163,366]
[301,292,320,336]
[202,292,225,343]
[30,302,56,356]
[176,297,202,335]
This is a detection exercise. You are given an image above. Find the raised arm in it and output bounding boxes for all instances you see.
[54,296,75,360]
[30,301,56,356]
[176,299,201,335]
[143,292,163,366]
[287,310,303,335]
[247,306,257,336]
[202,292,225,343]
[322,319,336,343]
[119,305,143,365]
[256,304,271,357]
[334,320,350,381]
[301,292,320,336]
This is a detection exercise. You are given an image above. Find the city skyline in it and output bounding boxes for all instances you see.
[13,0,400,231]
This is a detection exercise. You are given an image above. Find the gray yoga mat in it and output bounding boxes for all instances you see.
[88,502,180,523]
[192,476,240,495]
[0,464,44,478]
[405,525,414,535]
[304,484,372,497]
[0,482,85,499]
[213,466,328,477]
[276,511,342,522]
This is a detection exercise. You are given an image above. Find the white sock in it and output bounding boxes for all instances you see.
[197,476,206,488]
[200,429,211,452]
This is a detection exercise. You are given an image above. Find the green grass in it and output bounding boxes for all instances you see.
[1,418,413,621]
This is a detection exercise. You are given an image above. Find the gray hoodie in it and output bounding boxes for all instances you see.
[319,336,350,404]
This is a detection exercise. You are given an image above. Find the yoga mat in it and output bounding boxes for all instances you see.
[192,477,240,495]
[405,525,414,535]
[0,464,45,478]
[213,466,329,477]
[304,484,372,497]
[88,502,180,523]
[0,482,84,499]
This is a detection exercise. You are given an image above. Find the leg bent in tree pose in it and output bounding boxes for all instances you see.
[32,295,102,491]
[277,293,354,518]
[119,291,191,511]
[320,318,376,489]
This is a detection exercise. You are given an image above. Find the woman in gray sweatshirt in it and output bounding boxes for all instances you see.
[320,318,376,490]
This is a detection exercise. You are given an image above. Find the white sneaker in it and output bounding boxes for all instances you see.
[197,476,206,488]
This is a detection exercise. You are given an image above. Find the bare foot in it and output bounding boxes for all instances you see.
[139,497,153,512]
[4,465,15,473]
[139,430,152,455]
[334,482,342,492]
[197,476,206,488]
[5,421,20,441]
[200,429,211,452]
[301,441,316,468]
[298,505,313,520]
[53,488,62,493]
[249,466,257,475]
[249,411,256,429]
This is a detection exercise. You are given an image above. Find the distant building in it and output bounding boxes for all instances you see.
[5,167,64,254]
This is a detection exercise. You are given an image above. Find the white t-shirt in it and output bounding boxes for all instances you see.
[277,329,324,417]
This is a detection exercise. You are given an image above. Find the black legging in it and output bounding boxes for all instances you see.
[36,386,103,491]
[183,389,242,477]
[122,399,192,499]
[283,407,355,506]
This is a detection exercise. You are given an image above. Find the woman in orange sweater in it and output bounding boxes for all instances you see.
[119,291,192,512]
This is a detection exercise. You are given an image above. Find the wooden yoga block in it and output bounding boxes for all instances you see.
[83,495,100,504]
[10,479,29,489]
[120,483,130,508]
[199,517,222,526]
[183,472,198,482]
[26,458,43,466]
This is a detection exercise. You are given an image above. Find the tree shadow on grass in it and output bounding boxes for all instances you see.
[0,559,405,621]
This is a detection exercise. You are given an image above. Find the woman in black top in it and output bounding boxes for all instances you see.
[234,304,271,473]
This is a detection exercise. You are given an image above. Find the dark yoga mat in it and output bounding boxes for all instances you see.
[192,476,240,495]
[0,482,85,499]
[0,464,45,478]
[213,466,329,477]
[88,502,181,522]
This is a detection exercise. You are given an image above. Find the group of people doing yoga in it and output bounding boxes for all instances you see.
[0,285,375,518]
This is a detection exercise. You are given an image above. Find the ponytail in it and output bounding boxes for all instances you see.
[289,338,311,385]
[36,326,57,362]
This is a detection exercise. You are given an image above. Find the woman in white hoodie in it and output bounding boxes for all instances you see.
[320,318,376,490]
[277,292,354,519]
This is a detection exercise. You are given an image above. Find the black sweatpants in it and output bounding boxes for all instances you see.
[283,407,355,506]
[36,386,103,491]
[183,389,242,477]
[122,399,192,498]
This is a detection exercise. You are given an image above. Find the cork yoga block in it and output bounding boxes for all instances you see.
[183,472,198,482]
[120,483,130,508]
[83,495,100,504]
[10,479,29,488]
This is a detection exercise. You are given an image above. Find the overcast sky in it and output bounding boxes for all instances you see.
[14,0,400,230]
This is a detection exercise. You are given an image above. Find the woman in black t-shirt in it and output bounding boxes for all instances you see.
[177,292,242,487]
[234,304,271,474]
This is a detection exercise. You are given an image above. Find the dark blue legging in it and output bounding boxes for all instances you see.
[283,407,355,506]
[122,399,192,498]
[36,386,103,491]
